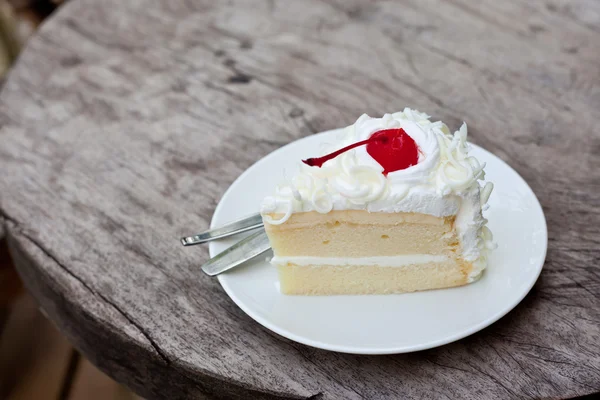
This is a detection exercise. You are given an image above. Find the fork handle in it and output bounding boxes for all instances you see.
[180,213,264,246]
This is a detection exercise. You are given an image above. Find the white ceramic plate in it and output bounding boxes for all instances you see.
[209,129,547,354]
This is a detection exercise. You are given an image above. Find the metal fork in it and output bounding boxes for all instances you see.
[180,213,264,246]
[180,213,271,276]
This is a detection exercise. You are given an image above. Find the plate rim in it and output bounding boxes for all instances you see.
[211,130,548,355]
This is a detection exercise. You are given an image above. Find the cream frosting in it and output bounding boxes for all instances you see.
[261,108,495,279]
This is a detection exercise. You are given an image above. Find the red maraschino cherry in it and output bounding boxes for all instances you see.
[302,128,419,175]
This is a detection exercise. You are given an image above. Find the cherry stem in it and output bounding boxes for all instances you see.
[302,135,388,167]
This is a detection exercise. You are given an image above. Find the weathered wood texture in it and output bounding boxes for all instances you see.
[0,0,599,399]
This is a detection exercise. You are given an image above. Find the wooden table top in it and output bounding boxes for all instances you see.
[1,0,599,398]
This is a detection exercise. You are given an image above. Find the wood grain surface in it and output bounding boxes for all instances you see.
[0,0,599,399]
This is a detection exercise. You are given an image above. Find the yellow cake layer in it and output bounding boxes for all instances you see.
[277,260,474,295]
[263,210,458,257]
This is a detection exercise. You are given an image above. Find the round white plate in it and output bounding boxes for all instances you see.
[209,129,547,354]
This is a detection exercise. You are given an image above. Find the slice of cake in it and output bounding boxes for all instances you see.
[261,109,494,295]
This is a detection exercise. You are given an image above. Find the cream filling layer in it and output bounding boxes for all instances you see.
[271,254,448,267]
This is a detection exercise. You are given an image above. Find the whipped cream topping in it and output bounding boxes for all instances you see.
[261,108,495,278]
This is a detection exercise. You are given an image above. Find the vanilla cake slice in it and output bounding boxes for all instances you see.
[261,109,495,295]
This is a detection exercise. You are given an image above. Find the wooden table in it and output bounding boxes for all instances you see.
[1,0,599,398]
